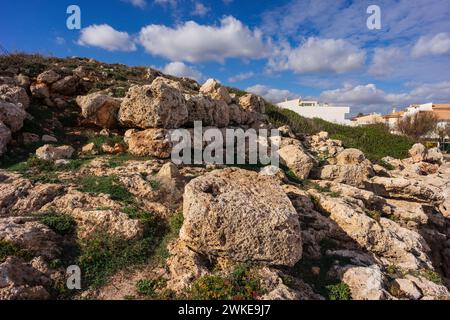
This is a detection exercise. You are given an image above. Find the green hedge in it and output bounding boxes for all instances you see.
[265,103,414,162]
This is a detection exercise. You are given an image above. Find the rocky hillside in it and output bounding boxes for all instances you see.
[0,54,449,300]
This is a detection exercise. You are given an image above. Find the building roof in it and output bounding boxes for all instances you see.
[432,104,450,121]
[383,111,405,119]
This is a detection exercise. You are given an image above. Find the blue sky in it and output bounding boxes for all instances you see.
[2,0,450,115]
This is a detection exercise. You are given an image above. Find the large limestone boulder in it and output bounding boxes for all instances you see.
[76,92,120,128]
[425,147,443,164]
[180,168,302,267]
[0,257,51,300]
[0,217,61,259]
[36,70,61,84]
[127,129,172,158]
[0,100,27,133]
[341,265,386,300]
[278,144,315,179]
[0,84,29,109]
[314,148,374,187]
[51,75,79,96]
[308,190,432,270]
[199,79,232,104]
[409,143,427,163]
[119,77,188,129]
[35,145,75,161]
[184,94,230,127]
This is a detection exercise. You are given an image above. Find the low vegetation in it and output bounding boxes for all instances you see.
[37,212,76,236]
[265,103,414,162]
[77,175,133,203]
[0,241,32,263]
[186,265,263,300]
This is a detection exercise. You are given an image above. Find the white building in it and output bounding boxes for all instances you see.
[276,99,351,125]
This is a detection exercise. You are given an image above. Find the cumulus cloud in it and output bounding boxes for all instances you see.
[192,2,209,16]
[246,84,298,103]
[318,82,450,114]
[138,16,269,62]
[270,38,365,74]
[162,61,203,81]
[122,0,147,8]
[320,83,387,105]
[412,33,450,58]
[77,24,136,52]
[369,47,403,77]
[228,72,255,83]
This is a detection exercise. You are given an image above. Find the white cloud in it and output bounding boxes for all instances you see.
[139,16,269,62]
[369,47,403,76]
[162,61,203,81]
[320,83,387,105]
[192,2,209,16]
[318,82,450,114]
[412,33,450,58]
[270,38,365,74]
[77,24,136,52]
[228,72,255,83]
[122,0,147,8]
[246,84,298,103]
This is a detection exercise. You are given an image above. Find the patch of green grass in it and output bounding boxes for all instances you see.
[107,154,152,168]
[136,278,168,299]
[84,132,123,149]
[149,180,161,190]
[151,212,184,264]
[365,209,382,222]
[414,269,443,285]
[37,212,76,236]
[0,241,32,263]
[187,265,263,300]
[265,103,414,162]
[326,282,352,300]
[77,175,133,203]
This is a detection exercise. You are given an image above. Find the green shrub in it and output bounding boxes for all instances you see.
[265,104,414,162]
[188,265,263,300]
[37,212,76,236]
[326,282,352,300]
[0,241,32,262]
[77,175,133,203]
[136,278,167,298]
[84,132,123,149]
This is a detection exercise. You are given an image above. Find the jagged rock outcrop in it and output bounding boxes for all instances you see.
[278,143,315,179]
[126,128,172,158]
[119,77,188,129]
[180,168,302,267]
[76,92,121,129]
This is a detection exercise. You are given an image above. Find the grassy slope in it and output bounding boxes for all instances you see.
[265,103,414,162]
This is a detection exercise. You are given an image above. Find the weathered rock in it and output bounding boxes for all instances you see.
[30,82,50,99]
[0,100,27,133]
[278,144,315,179]
[35,145,75,161]
[0,84,29,109]
[336,148,366,165]
[51,75,79,96]
[0,217,60,259]
[409,143,427,163]
[127,129,172,158]
[389,278,422,300]
[81,142,98,155]
[180,168,302,266]
[200,79,232,104]
[76,92,120,128]
[119,78,188,129]
[0,257,51,300]
[308,190,432,270]
[425,147,443,164]
[0,121,11,156]
[369,176,443,203]
[22,132,40,145]
[36,70,61,84]
[41,135,57,143]
[184,94,230,127]
[405,275,450,299]
[341,265,386,300]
